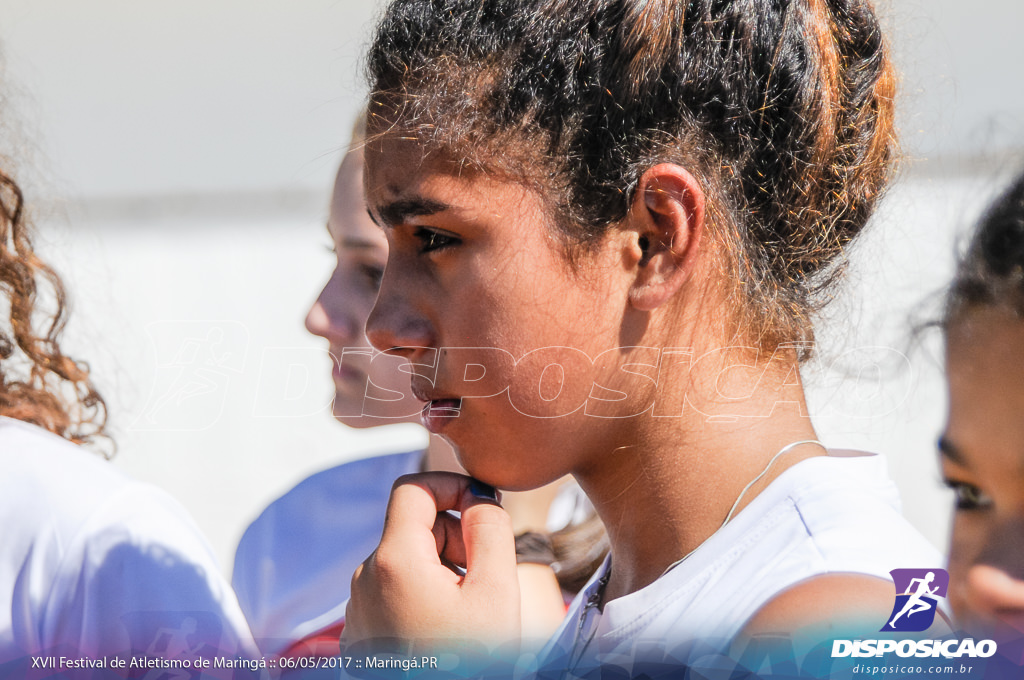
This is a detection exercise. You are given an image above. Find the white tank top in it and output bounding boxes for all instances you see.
[537,451,943,677]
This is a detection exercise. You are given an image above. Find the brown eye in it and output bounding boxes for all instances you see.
[361,264,384,290]
[945,480,993,511]
[413,227,459,254]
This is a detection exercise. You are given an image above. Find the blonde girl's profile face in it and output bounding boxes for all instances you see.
[305,147,422,426]
[942,306,1024,637]
[362,134,652,490]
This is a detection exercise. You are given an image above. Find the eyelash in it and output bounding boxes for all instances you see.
[943,479,994,512]
[413,227,460,254]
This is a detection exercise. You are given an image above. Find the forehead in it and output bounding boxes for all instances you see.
[328,148,386,247]
[363,132,540,223]
[364,133,468,189]
[945,307,1024,468]
[946,307,1024,387]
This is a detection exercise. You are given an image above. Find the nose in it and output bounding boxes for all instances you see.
[305,269,361,345]
[304,296,331,338]
[365,272,435,358]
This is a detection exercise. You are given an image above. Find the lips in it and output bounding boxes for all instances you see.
[329,347,372,389]
[418,397,463,433]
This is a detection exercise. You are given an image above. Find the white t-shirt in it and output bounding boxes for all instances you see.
[232,450,422,655]
[536,452,944,678]
[0,417,255,665]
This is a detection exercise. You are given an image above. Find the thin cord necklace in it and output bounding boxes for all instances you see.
[569,438,827,667]
[655,438,826,581]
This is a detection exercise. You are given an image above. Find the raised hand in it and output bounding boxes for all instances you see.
[341,473,521,653]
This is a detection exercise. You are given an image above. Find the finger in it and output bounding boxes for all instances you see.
[432,511,468,570]
[460,482,518,587]
[380,472,476,555]
[342,561,368,642]
[383,471,474,533]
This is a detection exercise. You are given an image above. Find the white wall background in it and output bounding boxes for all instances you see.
[0,0,1022,572]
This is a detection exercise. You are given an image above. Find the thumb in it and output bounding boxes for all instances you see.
[460,479,518,589]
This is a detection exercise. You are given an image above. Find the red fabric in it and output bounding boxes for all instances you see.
[280,621,345,659]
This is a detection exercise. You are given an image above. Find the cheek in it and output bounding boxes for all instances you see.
[323,274,373,327]
[366,354,411,390]
[946,514,981,618]
[363,356,422,419]
[506,347,598,419]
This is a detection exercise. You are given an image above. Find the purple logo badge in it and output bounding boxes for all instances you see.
[881,568,949,633]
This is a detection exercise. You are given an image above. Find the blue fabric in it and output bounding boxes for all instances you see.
[232,450,422,654]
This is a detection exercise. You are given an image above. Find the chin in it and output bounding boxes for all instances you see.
[454,445,558,492]
[331,394,374,429]
[333,414,375,429]
[954,603,1024,639]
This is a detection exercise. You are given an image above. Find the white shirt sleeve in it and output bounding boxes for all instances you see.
[40,482,257,660]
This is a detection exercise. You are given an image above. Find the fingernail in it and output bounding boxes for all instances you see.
[469,478,498,501]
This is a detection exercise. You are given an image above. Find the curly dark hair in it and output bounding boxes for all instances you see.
[366,0,897,355]
[0,167,109,452]
[945,170,1024,324]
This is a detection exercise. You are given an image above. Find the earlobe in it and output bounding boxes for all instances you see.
[627,164,705,311]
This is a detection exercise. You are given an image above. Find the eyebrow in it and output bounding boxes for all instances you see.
[372,197,451,228]
[324,220,382,250]
[937,435,965,465]
[339,237,382,250]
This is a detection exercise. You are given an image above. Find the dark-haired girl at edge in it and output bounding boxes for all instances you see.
[342,0,943,674]
[940,169,1024,660]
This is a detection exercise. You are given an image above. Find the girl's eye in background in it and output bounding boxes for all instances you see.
[361,264,384,290]
[945,480,994,512]
[413,227,459,253]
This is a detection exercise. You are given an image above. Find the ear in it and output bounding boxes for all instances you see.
[626,164,705,311]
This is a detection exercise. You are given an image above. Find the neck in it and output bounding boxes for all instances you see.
[575,344,822,603]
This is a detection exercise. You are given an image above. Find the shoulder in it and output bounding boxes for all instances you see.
[740,571,951,653]
[736,454,947,640]
[659,453,942,641]
[236,449,423,543]
[774,453,939,564]
[0,417,213,555]
[741,573,894,637]
[231,450,424,644]
[293,449,424,497]
[268,450,422,510]
[55,481,255,657]
[0,418,132,535]
[0,419,254,658]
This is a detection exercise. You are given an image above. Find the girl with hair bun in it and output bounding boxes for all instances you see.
[342,0,942,674]
[233,116,608,657]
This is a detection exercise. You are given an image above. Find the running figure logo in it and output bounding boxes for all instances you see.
[881,568,949,632]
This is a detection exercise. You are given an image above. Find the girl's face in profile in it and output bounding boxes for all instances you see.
[363,135,650,490]
[943,306,1024,636]
[306,148,422,426]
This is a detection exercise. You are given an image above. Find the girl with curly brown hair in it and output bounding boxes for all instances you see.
[0,112,255,665]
